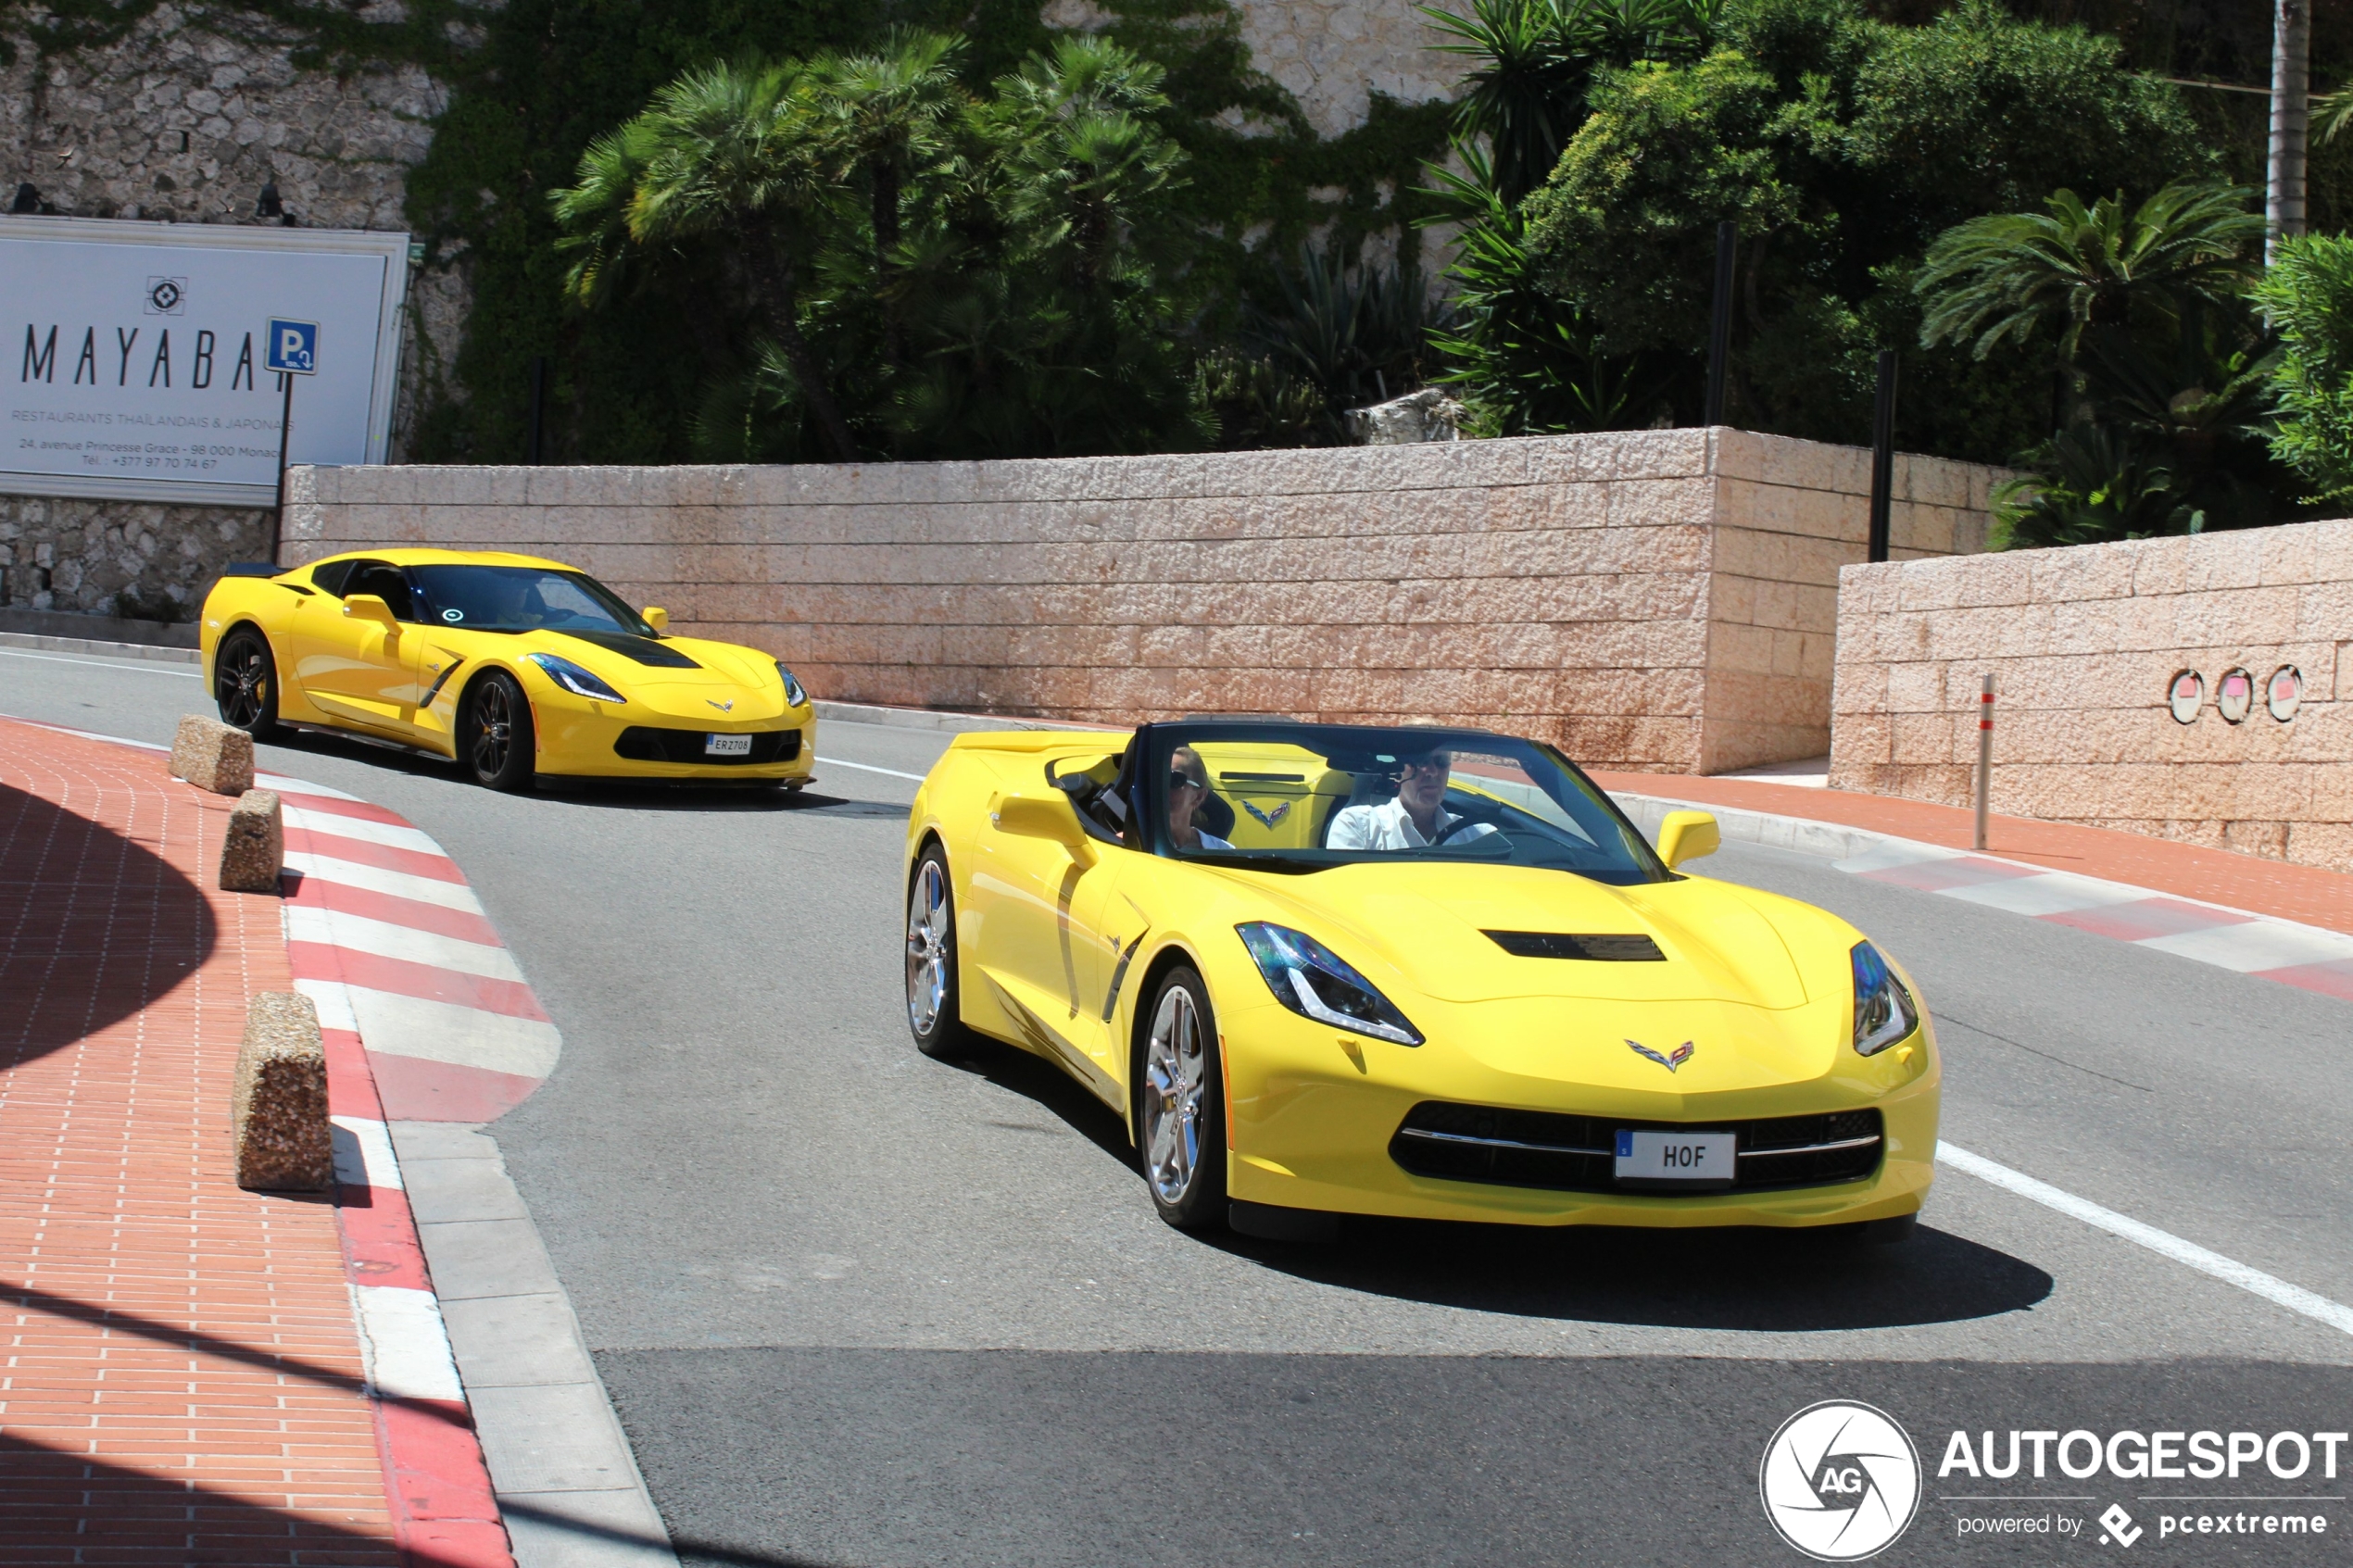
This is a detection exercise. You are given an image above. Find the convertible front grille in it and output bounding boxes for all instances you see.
[612,726,802,765]
[1390,1102,1882,1195]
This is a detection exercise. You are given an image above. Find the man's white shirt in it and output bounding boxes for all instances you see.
[1325,797,1496,851]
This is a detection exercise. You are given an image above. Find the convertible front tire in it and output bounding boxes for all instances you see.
[1137,965,1227,1232]
[906,845,983,1060]
[461,671,536,792]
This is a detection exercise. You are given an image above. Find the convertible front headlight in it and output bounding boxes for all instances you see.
[524,652,626,704]
[1237,922,1423,1046]
[1850,940,1919,1056]
[775,661,807,707]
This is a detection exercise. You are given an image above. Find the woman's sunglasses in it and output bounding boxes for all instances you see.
[1169,771,1209,793]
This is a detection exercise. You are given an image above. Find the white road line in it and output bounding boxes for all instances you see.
[0,647,201,676]
[285,906,524,983]
[817,755,928,782]
[350,1284,463,1402]
[1939,1141,2353,1338]
[283,802,449,856]
[284,850,487,913]
[332,1114,405,1190]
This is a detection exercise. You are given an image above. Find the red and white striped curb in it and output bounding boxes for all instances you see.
[1835,838,2353,1002]
[277,780,560,1123]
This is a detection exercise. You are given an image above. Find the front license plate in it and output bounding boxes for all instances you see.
[705,733,752,757]
[1615,1129,1735,1187]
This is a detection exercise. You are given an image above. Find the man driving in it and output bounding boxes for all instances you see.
[1326,748,1497,850]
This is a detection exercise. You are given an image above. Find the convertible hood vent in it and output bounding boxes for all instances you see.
[1483,930,1665,962]
[556,630,701,669]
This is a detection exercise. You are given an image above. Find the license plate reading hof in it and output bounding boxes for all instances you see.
[705,733,753,757]
[1615,1129,1735,1188]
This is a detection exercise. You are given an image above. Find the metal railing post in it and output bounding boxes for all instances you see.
[1973,673,1995,851]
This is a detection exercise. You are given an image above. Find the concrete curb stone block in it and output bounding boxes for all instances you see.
[220,789,283,893]
[170,714,254,796]
[232,991,332,1192]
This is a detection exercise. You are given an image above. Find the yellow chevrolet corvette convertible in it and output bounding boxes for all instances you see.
[200,548,814,790]
[904,719,1937,1242]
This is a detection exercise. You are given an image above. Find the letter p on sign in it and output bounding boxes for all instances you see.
[265,318,319,375]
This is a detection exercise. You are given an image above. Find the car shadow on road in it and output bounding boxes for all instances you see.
[1210,1217,2054,1333]
[258,730,903,815]
[946,1037,2051,1333]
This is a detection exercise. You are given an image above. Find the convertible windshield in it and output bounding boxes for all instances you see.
[1141,721,1669,885]
[407,565,652,637]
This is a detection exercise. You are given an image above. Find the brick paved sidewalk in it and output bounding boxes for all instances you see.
[0,718,403,1564]
[1590,770,2353,939]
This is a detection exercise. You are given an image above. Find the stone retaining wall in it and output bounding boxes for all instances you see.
[1831,521,2353,873]
[287,429,1998,773]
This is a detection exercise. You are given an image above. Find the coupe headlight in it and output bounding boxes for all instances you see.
[1851,940,1919,1056]
[524,652,626,704]
[1237,922,1423,1046]
[775,661,807,707]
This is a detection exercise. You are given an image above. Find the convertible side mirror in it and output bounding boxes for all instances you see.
[1655,809,1721,871]
[642,607,669,633]
[992,792,1089,850]
[343,594,398,630]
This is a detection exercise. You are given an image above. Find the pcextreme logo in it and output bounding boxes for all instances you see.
[1761,1400,1924,1561]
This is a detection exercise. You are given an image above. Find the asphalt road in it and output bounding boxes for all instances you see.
[9,644,2353,1567]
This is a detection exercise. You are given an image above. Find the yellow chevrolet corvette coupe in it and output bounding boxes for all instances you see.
[200,548,814,790]
[904,720,1937,1242]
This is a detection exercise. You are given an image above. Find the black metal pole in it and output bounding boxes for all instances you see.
[527,355,547,465]
[271,370,295,565]
[1704,220,1736,427]
[1868,349,1898,564]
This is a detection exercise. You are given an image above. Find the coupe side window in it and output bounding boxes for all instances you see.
[308,559,359,597]
[344,563,419,621]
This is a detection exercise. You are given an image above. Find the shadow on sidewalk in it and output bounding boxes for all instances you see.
[0,781,215,1072]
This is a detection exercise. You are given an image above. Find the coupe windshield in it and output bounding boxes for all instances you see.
[407,565,652,637]
[1141,721,1669,885]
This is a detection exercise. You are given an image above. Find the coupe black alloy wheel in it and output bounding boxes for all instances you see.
[214,630,279,739]
[464,671,535,792]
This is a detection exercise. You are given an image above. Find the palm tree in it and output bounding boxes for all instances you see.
[989,37,1185,296]
[810,31,966,360]
[550,59,861,461]
[1916,181,2265,363]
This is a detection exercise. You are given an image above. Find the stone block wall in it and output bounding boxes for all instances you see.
[0,494,271,621]
[1831,521,2353,873]
[286,429,1998,773]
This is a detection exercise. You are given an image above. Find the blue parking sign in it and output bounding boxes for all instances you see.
[265,318,319,375]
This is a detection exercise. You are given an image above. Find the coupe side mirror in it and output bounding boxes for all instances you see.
[1655,810,1720,871]
[343,594,398,630]
[643,607,669,633]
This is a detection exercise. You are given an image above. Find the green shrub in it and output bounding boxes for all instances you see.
[2254,234,2353,506]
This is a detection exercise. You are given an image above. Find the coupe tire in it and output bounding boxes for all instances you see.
[905,846,982,1060]
[1137,966,1227,1232]
[214,628,281,742]
[461,671,535,792]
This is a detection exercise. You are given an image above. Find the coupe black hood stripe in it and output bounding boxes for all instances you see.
[555,630,702,668]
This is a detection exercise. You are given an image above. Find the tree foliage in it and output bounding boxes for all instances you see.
[1475,0,2217,461]
[2254,234,2353,508]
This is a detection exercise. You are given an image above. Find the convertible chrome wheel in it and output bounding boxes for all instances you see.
[214,629,278,738]
[907,859,950,1036]
[905,846,978,1059]
[1138,967,1225,1228]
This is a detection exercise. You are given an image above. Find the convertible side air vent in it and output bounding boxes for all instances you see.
[1483,931,1665,961]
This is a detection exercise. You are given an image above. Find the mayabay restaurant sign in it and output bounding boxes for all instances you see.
[4,217,409,508]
